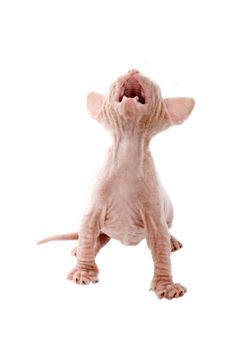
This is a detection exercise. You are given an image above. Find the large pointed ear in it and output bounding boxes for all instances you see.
[164,98,195,125]
[86,92,105,120]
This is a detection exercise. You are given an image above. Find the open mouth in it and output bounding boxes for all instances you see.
[118,77,145,104]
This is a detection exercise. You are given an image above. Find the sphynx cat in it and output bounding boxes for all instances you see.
[38,69,195,300]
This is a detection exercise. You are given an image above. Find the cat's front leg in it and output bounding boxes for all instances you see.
[143,212,187,300]
[67,210,101,285]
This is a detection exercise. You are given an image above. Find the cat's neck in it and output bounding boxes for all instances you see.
[109,134,151,171]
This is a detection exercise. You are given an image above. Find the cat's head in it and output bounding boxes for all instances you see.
[87,70,195,138]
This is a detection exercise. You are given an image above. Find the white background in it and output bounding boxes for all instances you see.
[0,0,233,349]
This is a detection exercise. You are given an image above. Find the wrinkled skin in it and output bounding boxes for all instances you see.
[38,70,195,300]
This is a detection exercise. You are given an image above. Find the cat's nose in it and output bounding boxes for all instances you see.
[128,69,139,75]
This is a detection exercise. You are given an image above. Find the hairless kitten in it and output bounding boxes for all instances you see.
[38,69,195,300]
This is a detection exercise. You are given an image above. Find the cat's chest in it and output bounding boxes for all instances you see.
[101,180,146,245]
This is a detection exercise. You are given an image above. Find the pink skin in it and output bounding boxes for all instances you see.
[38,69,194,300]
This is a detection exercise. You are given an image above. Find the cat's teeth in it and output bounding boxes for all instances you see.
[135,96,139,101]
[141,89,145,99]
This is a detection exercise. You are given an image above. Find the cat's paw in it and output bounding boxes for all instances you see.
[170,235,183,252]
[151,281,187,300]
[71,247,77,257]
[67,264,99,285]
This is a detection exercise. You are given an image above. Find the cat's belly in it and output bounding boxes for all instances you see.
[101,201,146,245]
[101,226,146,245]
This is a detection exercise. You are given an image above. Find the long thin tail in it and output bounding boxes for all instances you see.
[37,232,79,245]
